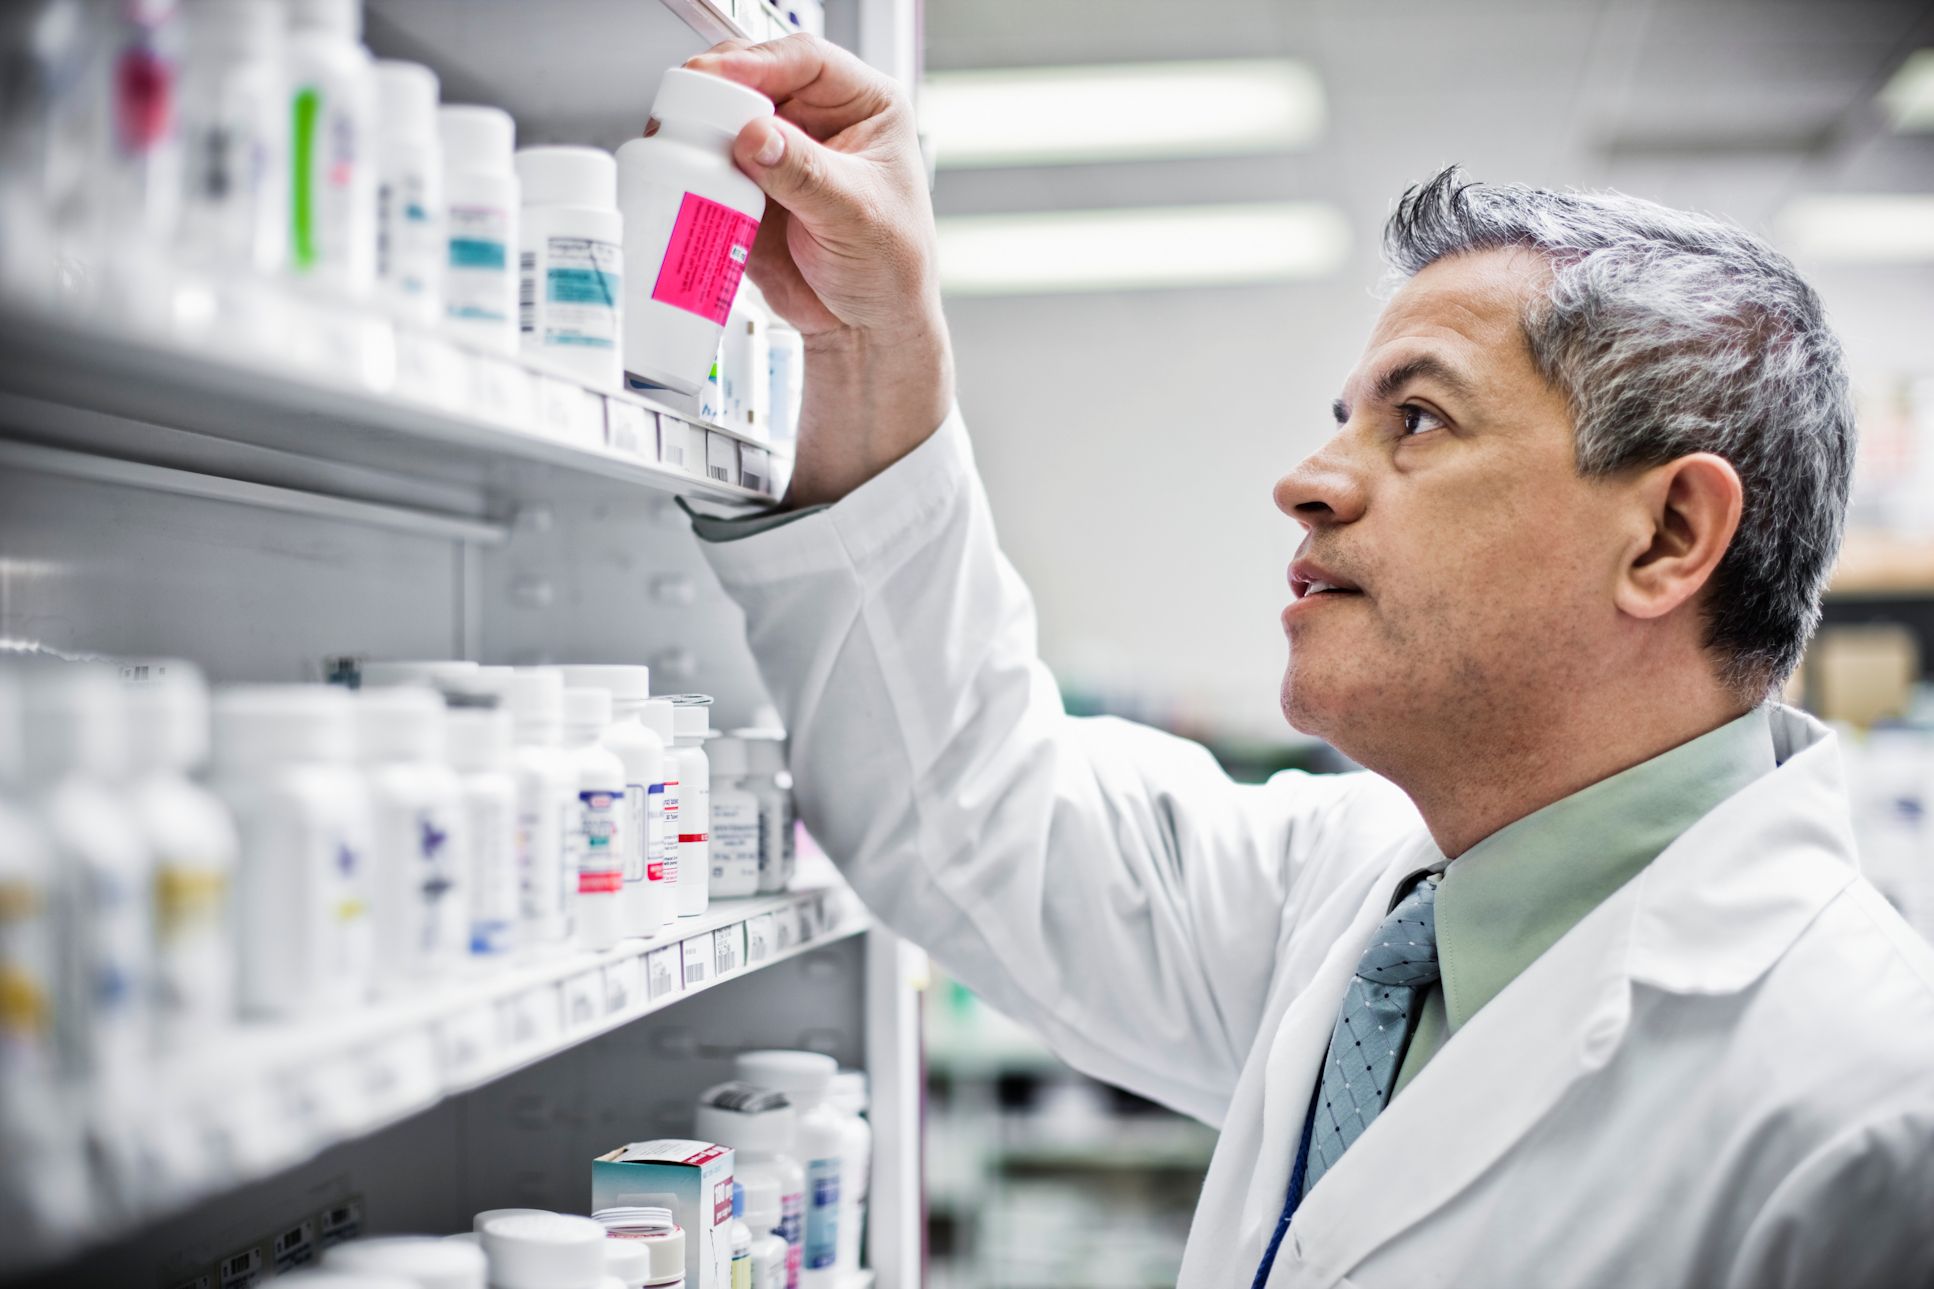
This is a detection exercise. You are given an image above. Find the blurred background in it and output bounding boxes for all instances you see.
[916,2,1934,1284]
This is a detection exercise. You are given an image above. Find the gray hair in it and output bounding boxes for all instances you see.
[1383,166,1854,699]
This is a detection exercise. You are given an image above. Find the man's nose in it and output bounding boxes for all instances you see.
[1274,438,1368,530]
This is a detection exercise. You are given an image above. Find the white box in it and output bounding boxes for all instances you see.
[705,431,740,486]
[682,935,714,989]
[593,1140,735,1289]
[739,444,772,496]
[606,398,657,456]
[659,417,700,473]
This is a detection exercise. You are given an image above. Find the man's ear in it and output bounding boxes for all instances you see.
[1614,452,1743,622]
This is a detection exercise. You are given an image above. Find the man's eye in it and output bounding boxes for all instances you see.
[1399,403,1446,435]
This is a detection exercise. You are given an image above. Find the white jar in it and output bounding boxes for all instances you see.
[695,1083,805,1289]
[740,1173,790,1289]
[506,669,576,951]
[825,1071,872,1276]
[357,687,470,982]
[23,665,152,1085]
[373,59,444,328]
[446,704,519,962]
[122,659,239,1054]
[640,699,679,928]
[615,69,774,395]
[212,684,374,1016]
[439,104,519,354]
[705,736,760,899]
[285,0,377,299]
[719,294,770,439]
[734,1052,842,1286]
[0,667,60,1135]
[556,666,668,939]
[325,1235,487,1288]
[483,1211,611,1289]
[592,1208,686,1289]
[667,697,714,917]
[516,146,623,389]
[734,730,794,894]
[766,324,803,451]
[605,1236,651,1289]
[562,688,627,951]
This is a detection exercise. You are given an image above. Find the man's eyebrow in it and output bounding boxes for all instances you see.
[1333,355,1477,425]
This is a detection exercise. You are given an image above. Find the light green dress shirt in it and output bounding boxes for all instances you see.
[1390,705,1777,1096]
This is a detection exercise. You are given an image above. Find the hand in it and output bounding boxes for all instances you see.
[684,35,955,506]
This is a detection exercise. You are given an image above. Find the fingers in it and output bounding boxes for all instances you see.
[687,33,896,126]
[733,115,871,229]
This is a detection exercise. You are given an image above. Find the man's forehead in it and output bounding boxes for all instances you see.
[1340,248,1547,403]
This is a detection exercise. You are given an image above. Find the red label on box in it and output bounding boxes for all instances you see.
[650,193,759,324]
[684,1143,729,1166]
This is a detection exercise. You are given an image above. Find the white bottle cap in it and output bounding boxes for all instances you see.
[739,1172,782,1232]
[507,668,565,744]
[361,660,478,690]
[213,684,354,768]
[640,698,675,744]
[475,1207,554,1233]
[829,1068,868,1113]
[516,146,617,211]
[275,1272,415,1289]
[446,1231,482,1247]
[22,662,128,781]
[354,686,446,763]
[694,1082,799,1155]
[375,60,440,142]
[563,686,613,733]
[287,0,361,40]
[183,0,286,53]
[440,105,516,175]
[481,1212,609,1289]
[642,1226,685,1286]
[592,1210,686,1286]
[554,665,650,709]
[122,658,211,774]
[324,1236,487,1289]
[734,1050,836,1105]
[602,1238,652,1289]
[667,695,712,740]
[705,735,747,778]
[445,706,512,773]
[649,67,774,138]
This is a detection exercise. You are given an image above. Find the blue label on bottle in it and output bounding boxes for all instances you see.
[805,1158,840,1269]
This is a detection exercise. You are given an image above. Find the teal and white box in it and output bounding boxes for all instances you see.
[594,1139,735,1289]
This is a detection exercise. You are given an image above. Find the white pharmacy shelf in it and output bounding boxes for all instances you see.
[0,303,786,542]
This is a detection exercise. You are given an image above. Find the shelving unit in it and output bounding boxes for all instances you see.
[1830,529,1934,599]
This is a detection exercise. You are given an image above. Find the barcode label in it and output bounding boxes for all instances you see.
[518,251,537,334]
[709,464,730,481]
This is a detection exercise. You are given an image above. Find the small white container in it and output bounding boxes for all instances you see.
[506,669,577,951]
[734,1052,842,1286]
[122,659,240,1053]
[357,687,470,982]
[826,1071,872,1277]
[439,104,520,354]
[373,60,445,328]
[640,699,679,928]
[563,688,628,951]
[705,736,761,899]
[517,146,623,389]
[739,1174,789,1289]
[285,0,377,299]
[325,1235,488,1289]
[604,1236,652,1289]
[447,704,519,961]
[556,666,669,939]
[593,1208,687,1289]
[720,295,770,439]
[696,1084,804,1289]
[766,324,803,451]
[482,1211,611,1289]
[213,684,375,1016]
[615,68,774,395]
[666,697,714,917]
[733,731,794,894]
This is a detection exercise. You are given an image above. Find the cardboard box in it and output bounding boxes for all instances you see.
[594,1139,735,1289]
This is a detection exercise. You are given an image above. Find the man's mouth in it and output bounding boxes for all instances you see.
[1288,559,1364,601]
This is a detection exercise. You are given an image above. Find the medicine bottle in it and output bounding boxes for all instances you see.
[286,0,377,299]
[667,696,714,917]
[439,104,520,354]
[825,1071,872,1277]
[482,1211,612,1289]
[373,60,444,328]
[705,736,761,899]
[516,146,623,389]
[733,729,794,894]
[562,688,627,951]
[591,1207,686,1289]
[556,666,668,939]
[615,68,774,395]
[446,703,519,961]
[23,664,152,1086]
[506,669,576,951]
[728,1182,753,1289]
[694,1082,804,1289]
[356,687,470,982]
[641,698,679,928]
[122,659,239,1053]
[324,1235,487,1289]
[734,1052,842,1286]
[739,1174,790,1289]
[0,667,63,1144]
[212,684,374,1016]
[604,1236,652,1289]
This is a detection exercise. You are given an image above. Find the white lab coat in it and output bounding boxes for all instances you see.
[700,410,1934,1288]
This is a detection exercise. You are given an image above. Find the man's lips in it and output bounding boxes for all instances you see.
[1288,557,1364,601]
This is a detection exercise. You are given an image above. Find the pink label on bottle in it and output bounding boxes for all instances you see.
[651,192,759,324]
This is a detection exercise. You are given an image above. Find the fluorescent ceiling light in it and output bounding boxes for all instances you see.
[937,202,1351,296]
[1775,195,1934,264]
[923,60,1325,169]
[1878,48,1934,131]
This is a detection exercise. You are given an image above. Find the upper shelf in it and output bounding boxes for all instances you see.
[1829,529,1934,599]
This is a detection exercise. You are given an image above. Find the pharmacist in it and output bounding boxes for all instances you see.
[681,35,1934,1289]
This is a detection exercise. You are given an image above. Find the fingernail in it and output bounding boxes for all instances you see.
[753,123,785,167]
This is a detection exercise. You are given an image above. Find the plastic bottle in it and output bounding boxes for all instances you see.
[728,1182,753,1289]
[556,666,668,939]
[516,145,622,389]
[694,1082,804,1289]
[591,1208,686,1289]
[614,68,773,395]
[733,731,794,894]
[482,1212,611,1289]
[825,1071,872,1277]
[506,669,575,951]
[357,686,469,982]
[640,699,679,928]
[121,658,238,1053]
[719,295,770,438]
[740,1174,789,1289]
[77,0,182,324]
[212,684,374,1016]
[562,687,626,951]
[438,103,518,354]
[733,1053,842,1286]
[667,696,714,917]
[705,736,760,899]
[285,0,376,299]
[325,1235,488,1289]
[446,703,518,961]
[372,59,443,327]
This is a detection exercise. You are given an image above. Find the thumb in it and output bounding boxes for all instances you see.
[733,116,865,227]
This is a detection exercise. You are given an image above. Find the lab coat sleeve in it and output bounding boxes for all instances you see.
[698,408,1417,1125]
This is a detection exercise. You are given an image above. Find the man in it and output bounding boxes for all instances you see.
[681,34,1934,1289]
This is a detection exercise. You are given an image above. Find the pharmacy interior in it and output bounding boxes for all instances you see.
[4,0,1934,1287]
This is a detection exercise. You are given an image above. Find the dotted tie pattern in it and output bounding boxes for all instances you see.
[1302,875,1440,1198]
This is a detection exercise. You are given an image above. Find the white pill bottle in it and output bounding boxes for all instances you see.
[439,104,520,354]
[562,688,628,951]
[734,1052,842,1288]
[285,0,377,300]
[666,696,714,917]
[372,60,444,328]
[616,69,774,395]
[556,666,669,938]
[516,146,624,389]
